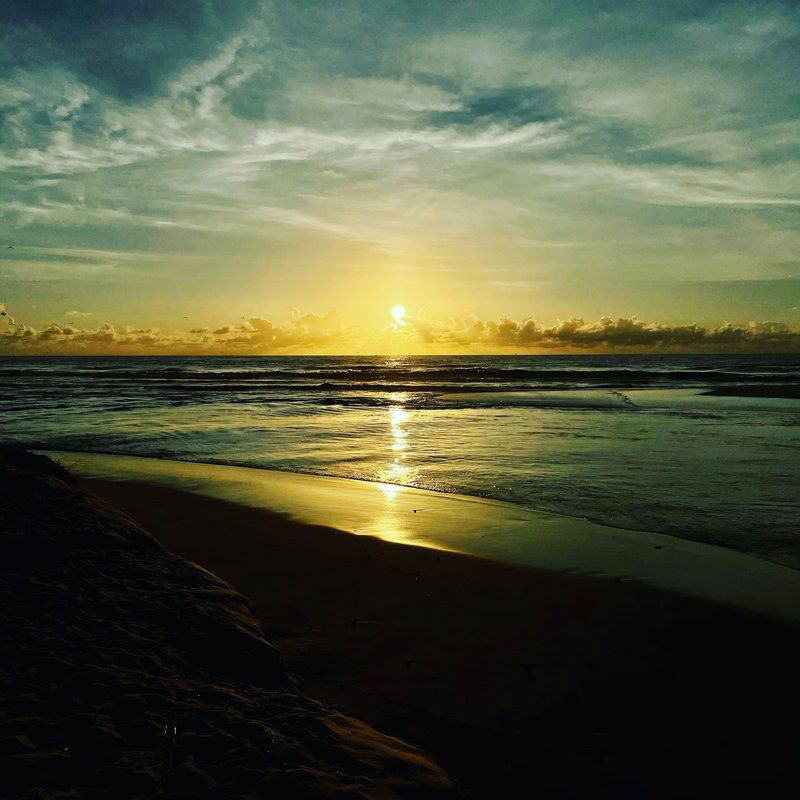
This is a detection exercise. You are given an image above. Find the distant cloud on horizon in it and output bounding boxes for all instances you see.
[2,304,799,355]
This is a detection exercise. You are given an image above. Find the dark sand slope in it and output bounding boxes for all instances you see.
[0,450,456,799]
[85,478,800,800]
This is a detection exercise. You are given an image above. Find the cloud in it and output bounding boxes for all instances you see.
[430,86,564,127]
[0,305,347,354]
[1,0,799,318]
[406,313,800,353]
[0,0,258,99]
[2,304,799,354]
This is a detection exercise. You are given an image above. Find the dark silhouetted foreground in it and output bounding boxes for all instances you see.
[0,450,456,799]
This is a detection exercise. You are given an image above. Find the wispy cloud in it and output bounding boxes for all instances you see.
[1,0,799,321]
[0,245,167,280]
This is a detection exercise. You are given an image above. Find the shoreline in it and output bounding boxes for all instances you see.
[51,450,800,621]
[79,473,800,798]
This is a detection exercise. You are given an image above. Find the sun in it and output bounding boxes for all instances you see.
[391,304,407,324]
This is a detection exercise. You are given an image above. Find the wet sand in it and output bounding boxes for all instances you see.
[54,452,800,616]
[83,474,800,799]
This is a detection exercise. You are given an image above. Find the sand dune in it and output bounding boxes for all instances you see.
[0,449,456,798]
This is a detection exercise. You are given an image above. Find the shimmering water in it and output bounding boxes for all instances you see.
[2,354,799,567]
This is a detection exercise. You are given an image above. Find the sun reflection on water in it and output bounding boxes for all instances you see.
[378,396,413,488]
[374,395,415,537]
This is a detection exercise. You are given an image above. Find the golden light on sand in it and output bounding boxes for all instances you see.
[391,304,407,324]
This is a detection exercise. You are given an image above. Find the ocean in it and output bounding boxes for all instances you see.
[1,353,798,568]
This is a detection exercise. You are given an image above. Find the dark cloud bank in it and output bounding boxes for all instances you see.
[2,304,799,353]
[1,0,257,99]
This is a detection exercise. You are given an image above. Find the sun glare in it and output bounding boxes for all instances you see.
[391,304,407,324]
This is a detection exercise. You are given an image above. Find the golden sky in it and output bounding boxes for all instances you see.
[2,1,799,353]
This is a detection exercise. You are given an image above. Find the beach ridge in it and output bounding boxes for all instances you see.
[0,448,457,798]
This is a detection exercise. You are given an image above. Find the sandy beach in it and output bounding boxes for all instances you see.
[78,468,799,798]
[54,451,800,611]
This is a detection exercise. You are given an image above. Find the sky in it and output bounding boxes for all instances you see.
[1,0,800,354]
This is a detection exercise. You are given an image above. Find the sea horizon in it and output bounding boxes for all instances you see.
[7,349,795,359]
